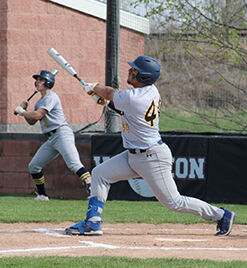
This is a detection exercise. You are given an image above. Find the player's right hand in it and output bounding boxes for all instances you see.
[14,106,25,116]
[20,100,28,110]
[84,83,106,105]
[84,83,99,95]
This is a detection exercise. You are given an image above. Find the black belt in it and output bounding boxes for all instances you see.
[128,140,163,154]
[46,129,57,137]
[128,148,146,154]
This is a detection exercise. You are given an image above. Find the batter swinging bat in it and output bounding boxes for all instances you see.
[47,48,104,104]
[14,69,58,115]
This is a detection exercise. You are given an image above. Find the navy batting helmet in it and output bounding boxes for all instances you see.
[128,55,161,84]
[33,70,55,89]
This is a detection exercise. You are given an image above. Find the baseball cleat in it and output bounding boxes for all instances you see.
[34,193,49,201]
[65,220,103,236]
[215,207,235,236]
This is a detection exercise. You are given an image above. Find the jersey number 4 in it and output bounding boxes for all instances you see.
[144,99,161,127]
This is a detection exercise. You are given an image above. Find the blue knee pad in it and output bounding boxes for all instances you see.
[86,196,104,219]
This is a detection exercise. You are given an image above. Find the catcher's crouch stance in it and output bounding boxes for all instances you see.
[65,55,235,236]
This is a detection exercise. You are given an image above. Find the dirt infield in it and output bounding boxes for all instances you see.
[0,222,246,261]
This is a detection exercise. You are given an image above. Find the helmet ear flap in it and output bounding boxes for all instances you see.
[136,73,152,84]
[44,80,52,88]
[131,73,136,79]
[128,55,161,84]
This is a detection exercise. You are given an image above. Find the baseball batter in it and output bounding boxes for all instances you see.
[14,70,91,200]
[65,55,235,236]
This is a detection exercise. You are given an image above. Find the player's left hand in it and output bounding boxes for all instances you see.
[14,106,25,116]
[98,98,108,106]
[20,100,28,110]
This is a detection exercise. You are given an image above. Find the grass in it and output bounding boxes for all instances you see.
[0,196,246,224]
[0,196,246,267]
[159,107,247,133]
[0,256,246,268]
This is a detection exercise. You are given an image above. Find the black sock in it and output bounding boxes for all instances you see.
[76,167,89,177]
[77,167,91,183]
[31,172,47,196]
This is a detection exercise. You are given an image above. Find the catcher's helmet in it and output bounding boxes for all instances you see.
[33,70,55,89]
[128,55,161,84]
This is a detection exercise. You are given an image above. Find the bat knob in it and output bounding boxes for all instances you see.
[97,97,106,105]
[51,69,58,76]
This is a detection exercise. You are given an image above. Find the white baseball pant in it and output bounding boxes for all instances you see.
[91,142,224,222]
[29,125,83,174]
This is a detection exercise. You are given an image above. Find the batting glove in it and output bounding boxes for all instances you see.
[84,83,99,94]
[20,100,28,110]
[14,106,25,116]
[84,83,106,105]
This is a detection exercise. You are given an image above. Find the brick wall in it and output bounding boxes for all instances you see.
[0,1,7,126]
[0,0,145,198]
[0,134,92,199]
[1,0,144,131]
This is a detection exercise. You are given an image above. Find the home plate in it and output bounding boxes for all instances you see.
[33,229,70,237]
[0,228,69,238]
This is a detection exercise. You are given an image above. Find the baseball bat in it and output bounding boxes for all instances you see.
[47,48,104,104]
[14,69,58,115]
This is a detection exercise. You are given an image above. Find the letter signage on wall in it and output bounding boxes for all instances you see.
[91,134,247,203]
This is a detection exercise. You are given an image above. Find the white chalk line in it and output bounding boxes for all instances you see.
[79,241,247,251]
[0,245,88,254]
[0,240,247,254]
